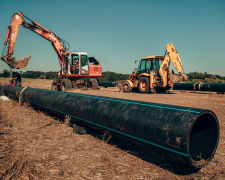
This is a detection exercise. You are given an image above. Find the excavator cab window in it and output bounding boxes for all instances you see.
[72,54,79,65]
[80,55,89,75]
[81,55,88,67]
[71,54,79,74]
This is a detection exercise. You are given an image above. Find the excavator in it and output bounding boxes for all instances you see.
[122,43,188,93]
[1,12,102,90]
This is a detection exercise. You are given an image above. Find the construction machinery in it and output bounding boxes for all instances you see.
[123,43,188,93]
[1,12,102,90]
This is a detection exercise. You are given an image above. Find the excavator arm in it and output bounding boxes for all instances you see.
[159,43,188,87]
[1,12,68,69]
[0,12,29,69]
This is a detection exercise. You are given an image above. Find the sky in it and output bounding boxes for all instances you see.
[0,0,225,75]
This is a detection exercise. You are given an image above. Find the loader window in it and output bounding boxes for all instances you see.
[139,59,152,73]
[151,59,161,71]
[139,60,147,73]
[156,59,162,70]
[146,59,151,71]
[155,60,160,70]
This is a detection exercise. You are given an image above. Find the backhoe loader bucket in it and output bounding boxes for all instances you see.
[169,71,188,83]
[6,56,31,69]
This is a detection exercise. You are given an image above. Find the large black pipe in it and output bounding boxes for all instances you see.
[173,83,196,91]
[2,85,220,168]
[98,81,225,93]
[198,83,225,92]
[174,83,225,93]
[98,82,116,87]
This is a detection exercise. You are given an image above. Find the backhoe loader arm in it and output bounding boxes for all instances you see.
[165,43,187,79]
[159,43,188,87]
[1,12,68,69]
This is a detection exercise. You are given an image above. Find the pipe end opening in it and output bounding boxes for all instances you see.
[189,112,219,168]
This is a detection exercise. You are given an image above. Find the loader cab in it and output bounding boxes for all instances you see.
[138,55,164,74]
[68,52,89,75]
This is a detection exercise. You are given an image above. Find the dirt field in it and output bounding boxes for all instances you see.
[0,78,225,179]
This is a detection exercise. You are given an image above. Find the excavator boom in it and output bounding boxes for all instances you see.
[1,12,67,69]
[1,12,31,68]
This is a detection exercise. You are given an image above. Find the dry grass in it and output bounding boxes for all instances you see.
[0,77,53,90]
[1,77,225,179]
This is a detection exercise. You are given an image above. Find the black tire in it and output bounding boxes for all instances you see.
[88,79,98,89]
[62,78,72,89]
[123,82,132,92]
[59,83,66,92]
[51,80,58,91]
[51,79,65,92]
[138,77,149,93]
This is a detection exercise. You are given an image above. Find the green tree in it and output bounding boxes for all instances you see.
[1,69,10,77]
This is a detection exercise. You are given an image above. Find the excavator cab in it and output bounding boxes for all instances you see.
[67,52,90,75]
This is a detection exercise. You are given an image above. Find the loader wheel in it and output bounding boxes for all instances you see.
[123,82,132,92]
[88,79,98,89]
[51,79,65,92]
[138,77,149,93]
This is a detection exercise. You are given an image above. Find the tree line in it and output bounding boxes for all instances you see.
[187,72,225,83]
[0,69,130,82]
[0,69,225,83]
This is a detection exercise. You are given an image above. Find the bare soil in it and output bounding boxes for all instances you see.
[0,78,225,179]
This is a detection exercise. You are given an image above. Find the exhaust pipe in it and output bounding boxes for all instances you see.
[2,85,220,168]
[1,55,31,69]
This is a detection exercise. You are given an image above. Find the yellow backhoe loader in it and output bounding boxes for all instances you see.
[123,43,188,93]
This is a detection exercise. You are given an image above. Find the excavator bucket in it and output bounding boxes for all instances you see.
[6,56,31,69]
